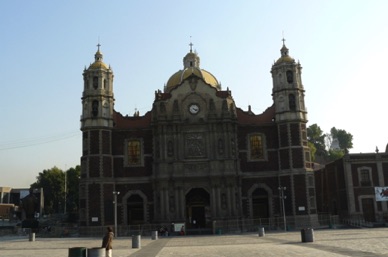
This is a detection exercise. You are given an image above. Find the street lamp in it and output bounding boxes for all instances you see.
[278,186,287,231]
[113,191,120,237]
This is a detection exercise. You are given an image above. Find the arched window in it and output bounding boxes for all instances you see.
[103,79,107,89]
[92,100,98,117]
[93,76,98,89]
[249,134,265,160]
[127,139,141,165]
[286,70,293,83]
[289,94,296,111]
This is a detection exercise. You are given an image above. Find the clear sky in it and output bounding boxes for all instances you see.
[1,0,387,188]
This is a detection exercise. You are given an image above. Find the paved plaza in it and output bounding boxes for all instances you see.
[1,228,388,256]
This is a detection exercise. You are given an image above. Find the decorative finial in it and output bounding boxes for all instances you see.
[189,36,193,53]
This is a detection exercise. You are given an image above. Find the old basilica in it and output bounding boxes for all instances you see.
[79,41,317,231]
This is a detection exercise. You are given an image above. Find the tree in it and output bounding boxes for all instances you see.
[330,127,353,153]
[31,166,65,214]
[308,141,317,161]
[65,166,80,220]
[307,124,354,163]
[31,165,80,216]
[307,124,327,159]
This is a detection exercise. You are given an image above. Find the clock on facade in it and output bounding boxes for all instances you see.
[189,104,200,114]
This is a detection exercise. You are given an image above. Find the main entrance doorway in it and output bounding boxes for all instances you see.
[127,194,144,224]
[186,188,210,228]
[252,188,269,219]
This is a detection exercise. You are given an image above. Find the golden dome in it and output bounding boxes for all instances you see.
[275,43,295,65]
[88,47,109,70]
[89,60,109,70]
[165,67,220,92]
[275,55,295,65]
[164,46,220,92]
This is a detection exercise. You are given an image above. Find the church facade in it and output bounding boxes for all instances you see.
[79,42,317,230]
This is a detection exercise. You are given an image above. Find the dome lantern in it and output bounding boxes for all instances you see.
[164,43,220,93]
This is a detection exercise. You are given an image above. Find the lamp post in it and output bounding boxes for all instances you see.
[64,170,67,214]
[113,191,120,237]
[278,186,287,231]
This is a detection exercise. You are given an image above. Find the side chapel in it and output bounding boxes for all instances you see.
[79,41,317,230]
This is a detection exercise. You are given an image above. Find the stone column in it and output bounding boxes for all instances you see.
[376,158,387,212]
[344,160,356,214]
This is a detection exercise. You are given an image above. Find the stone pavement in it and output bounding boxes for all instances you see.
[2,228,388,256]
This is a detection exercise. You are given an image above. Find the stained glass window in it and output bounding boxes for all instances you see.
[250,134,264,160]
[127,140,141,165]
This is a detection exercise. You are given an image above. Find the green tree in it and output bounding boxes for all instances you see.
[330,127,353,153]
[31,166,65,214]
[31,165,80,221]
[307,124,354,163]
[308,141,317,161]
[327,149,345,162]
[65,165,80,219]
[307,124,327,160]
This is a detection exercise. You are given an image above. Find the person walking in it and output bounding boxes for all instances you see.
[102,226,114,257]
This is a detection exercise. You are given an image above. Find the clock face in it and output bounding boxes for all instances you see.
[189,104,200,114]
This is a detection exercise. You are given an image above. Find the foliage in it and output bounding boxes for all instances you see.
[307,124,353,163]
[65,166,80,215]
[307,124,327,158]
[330,127,353,153]
[308,141,317,162]
[31,165,80,215]
[327,149,345,162]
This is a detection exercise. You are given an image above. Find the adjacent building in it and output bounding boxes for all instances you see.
[315,150,388,223]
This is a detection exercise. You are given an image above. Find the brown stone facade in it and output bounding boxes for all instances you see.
[79,44,317,230]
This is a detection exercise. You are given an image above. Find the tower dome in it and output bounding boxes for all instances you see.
[88,44,109,70]
[164,43,221,93]
[274,39,295,65]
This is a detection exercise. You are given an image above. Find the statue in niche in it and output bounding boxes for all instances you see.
[173,100,179,113]
[160,102,166,113]
[221,193,227,209]
[167,140,174,156]
[155,141,160,158]
[209,99,215,111]
[222,99,228,111]
[169,195,175,212]
[218,139,224,155]
[231,139,236,156]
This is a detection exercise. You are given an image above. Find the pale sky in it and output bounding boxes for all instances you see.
[1,0,387,188]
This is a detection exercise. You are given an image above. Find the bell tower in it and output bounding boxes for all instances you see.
[79,45,115,227]
[81,44,114,129]
[271,39,311,170]
[271,39,307,123]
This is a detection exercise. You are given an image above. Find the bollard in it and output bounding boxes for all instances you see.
[301,228,314,243]
[87,247,105,257]
[151,230,158,240]
[68,247,87,257]
[132,235,141,248]
[29,232,35,242]
[258,227,265,237]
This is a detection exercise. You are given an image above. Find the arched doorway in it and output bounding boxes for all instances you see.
[127,194,144,224]
[186,188,210,228]
[252,188,269,219]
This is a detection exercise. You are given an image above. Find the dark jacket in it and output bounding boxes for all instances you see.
[102,232,114,250]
